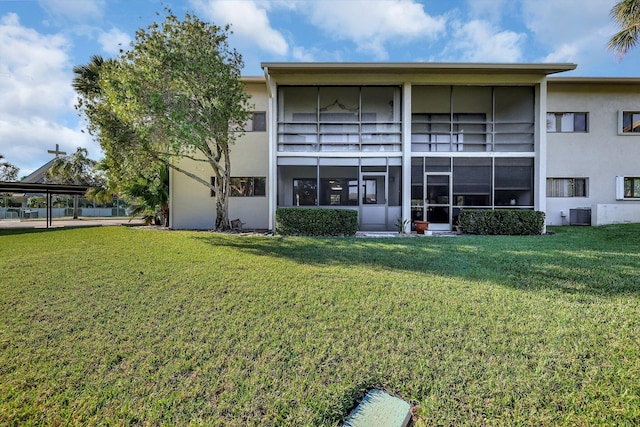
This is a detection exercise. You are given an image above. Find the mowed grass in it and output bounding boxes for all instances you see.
[0,225,639,426]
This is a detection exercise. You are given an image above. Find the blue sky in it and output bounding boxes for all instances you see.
[1,0,637,175]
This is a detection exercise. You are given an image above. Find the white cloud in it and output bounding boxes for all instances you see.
[521,0,616,63]
[0,13,95,175]
[98,27,131,55]
[291,46,315,62]
[522,0,614,45]
[446,19,525,62]
[298,0,446,59]
[543,44,580,63]
[0,118,94,177]
[190,0,289,56]
[466,0,512,23]
[193,0,446,61]
[38,0,105,22]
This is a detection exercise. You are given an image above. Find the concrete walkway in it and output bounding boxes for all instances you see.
[0,218,144,229]
[356,230,459,237]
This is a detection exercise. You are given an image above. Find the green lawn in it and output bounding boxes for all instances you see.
[1,225,639,426]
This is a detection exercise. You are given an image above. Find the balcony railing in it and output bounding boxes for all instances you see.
[411,114,534,153]
[278,120,402,152]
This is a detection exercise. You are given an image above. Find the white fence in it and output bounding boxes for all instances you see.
[1,207,129,220]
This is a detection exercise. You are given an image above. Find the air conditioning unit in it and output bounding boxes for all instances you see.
[569,208,591,226]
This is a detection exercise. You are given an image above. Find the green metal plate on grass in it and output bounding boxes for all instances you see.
[344,389,411,427]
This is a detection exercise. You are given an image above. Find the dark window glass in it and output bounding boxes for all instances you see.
[573,113,587,132]
[363,179,377,204]
[251,112,266,131]
[229,177,266,197]
[244,112,267,132]
[254,177,266,196]
[624,177,640,198]
[319,178,358,206]
[293,179,317,206]
[623,112,640,133]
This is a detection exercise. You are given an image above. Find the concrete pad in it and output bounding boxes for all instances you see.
[344,389,411,427]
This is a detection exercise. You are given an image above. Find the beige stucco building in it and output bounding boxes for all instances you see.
[169,63,640,231]
[546,77,640,226]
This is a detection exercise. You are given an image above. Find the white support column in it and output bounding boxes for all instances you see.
[402,82,412,233]
[536,79,547,226]
[264,68,278,232]
[168,167,174,228]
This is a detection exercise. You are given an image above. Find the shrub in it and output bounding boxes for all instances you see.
[276,208,358,236]
[458,209,545,235]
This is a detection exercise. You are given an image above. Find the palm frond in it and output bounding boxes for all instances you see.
[609,0,640,56]
[609,27,640,56]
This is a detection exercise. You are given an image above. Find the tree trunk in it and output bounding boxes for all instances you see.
[214,150,231,231]
[73,195,79,219]
[215,197,229,231]
[162,206,169,227]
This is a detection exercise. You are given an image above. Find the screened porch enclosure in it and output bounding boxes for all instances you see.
[277,161,402,231]
[411,157,534,230]
[277,86,402,152]
[411,86,535,153]
[273,82,539,232]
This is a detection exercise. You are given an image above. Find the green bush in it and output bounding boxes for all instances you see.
[276,208,358,236]
[458,209,545,235]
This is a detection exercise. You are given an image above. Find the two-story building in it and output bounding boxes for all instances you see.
[546,77,640,226]
[168,63,640,231]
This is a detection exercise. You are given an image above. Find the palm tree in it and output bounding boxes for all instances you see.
[46,147,98,219]
[72,55,106,98]
[73,55,170,226]
[609,0,640,57]
[120,164,169,226]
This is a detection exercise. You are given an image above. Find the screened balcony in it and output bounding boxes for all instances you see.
[411,86,535,153]
[277,86,402,152]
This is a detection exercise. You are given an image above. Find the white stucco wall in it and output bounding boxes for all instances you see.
[170,80,270,230]
[546,80,640,226]
[170,157,216,230]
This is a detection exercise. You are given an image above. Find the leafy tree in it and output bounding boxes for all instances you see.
[0,154,19,181]
[95,10,252,230]
[46,147,99,219]
[27,196,46,208]
[0,154,19,212]
[74,56,168,224]
[609,0,640,57]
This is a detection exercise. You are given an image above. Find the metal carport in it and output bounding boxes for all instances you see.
[0,182,91,228]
